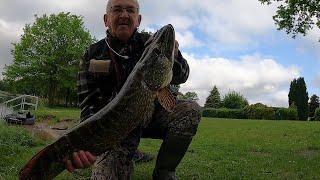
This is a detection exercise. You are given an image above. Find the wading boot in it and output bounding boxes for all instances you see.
[152,134,192,180]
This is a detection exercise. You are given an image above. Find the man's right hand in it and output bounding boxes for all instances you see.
[64,150,97,172]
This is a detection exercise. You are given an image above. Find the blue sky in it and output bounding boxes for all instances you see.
[0,0,319,107]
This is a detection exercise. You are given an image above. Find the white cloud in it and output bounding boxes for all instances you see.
[140,0,278,46]
[176,31,203,49]
[180,53,300,107]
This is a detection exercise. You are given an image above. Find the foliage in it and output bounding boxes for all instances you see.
[288,77,309,120]
[204,85,222,108]
[0,80,4,91]
[288,78,297,107]
[275,107,298,120]
[178,91,199,101]
[170,84,180,95]
[4,12,95,106]
[202,108,246,119]
[296,77,309,120]
[314,108,320,121]
[243,103,275,120]
[259,0,320,41]
[309,94,319,118]
[222,91,248,109]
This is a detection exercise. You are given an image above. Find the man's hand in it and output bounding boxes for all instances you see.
[64,150,97,172]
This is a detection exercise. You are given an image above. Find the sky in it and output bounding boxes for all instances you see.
[0,0,319,107]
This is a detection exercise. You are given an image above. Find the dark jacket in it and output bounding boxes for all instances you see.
[77,30,189,121]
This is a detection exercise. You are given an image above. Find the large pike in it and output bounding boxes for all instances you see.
[20,24,176,179]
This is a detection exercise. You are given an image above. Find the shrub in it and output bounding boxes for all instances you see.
[243,103,275,120]
[202,108,246,119]
[314,108,320,121]
[222,91,248,109]
[275,108,298,120]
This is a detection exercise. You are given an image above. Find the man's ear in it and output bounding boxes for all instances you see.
[103,14,108,27]
[138,15,142,26]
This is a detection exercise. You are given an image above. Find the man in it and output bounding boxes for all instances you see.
[68,0,201,179]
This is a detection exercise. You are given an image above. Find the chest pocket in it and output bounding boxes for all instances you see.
[88,59,112,75]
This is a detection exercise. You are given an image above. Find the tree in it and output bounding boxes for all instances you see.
[179,92,199,101]
[204,85,221,108]
[288,78,297,106]
[259,0,320,41]
[0,80,4,91]
[309,94,319,118]
[4,12,95,106]
[222,91,248,109]
[288,77,309,120]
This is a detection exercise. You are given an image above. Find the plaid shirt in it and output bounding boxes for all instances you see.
[77,31,189,121]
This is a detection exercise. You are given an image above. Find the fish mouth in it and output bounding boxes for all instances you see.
[153,24,175,59]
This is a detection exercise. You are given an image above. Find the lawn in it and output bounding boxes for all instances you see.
[1,109,320,179]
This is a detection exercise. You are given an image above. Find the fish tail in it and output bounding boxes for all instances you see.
[19,141,66,180]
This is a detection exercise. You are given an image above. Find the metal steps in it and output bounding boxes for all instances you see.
[0,104,13,119]
[0,94,39,119]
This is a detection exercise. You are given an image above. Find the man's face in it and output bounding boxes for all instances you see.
[104,0,141,42]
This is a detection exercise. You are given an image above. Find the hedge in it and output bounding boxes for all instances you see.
[243,103,275,120]
[202,108,246,119]
[275,108,298,120]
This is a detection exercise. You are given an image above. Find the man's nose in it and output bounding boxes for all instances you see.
[119,9,130,17]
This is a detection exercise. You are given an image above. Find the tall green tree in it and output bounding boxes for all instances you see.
[259,0,320,41]
[296,77,309,120]
[309,94,319,118]
[222,91,248,109]
[288,78,298,106]
[4,12,95,106]
[290,77,309,120]
[204,85,221,108]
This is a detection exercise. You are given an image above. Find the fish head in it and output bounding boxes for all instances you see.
[142,24,175,91]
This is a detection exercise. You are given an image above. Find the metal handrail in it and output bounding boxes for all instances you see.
[3,94,39,111]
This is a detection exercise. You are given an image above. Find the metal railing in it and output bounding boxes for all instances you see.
[0,105,13,118]
[2,95,39,112]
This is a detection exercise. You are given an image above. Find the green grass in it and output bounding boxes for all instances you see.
[135,118,320,179]
[1,113,320,179]
[0,121,45,179]
[32,106,80,124]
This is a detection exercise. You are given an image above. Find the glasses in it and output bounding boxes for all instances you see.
[110,6,139,15]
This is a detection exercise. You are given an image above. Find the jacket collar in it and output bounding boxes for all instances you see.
[106,29,139,52]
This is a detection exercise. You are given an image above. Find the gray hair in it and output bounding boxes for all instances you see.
[106,0,140,13]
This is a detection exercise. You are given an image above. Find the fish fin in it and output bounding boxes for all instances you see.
[157,87,176,112]
[19,143,65,180]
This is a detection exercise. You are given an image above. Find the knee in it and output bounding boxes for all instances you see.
[168,100,201,137]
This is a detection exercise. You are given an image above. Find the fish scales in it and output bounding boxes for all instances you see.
[19,24,176,180]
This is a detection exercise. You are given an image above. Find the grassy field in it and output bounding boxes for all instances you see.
[1,108,320,179]
[32,106,80,124]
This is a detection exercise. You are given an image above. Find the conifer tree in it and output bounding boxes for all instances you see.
[204,85,221,108]
[295,77,309,120]
[288,78,297,106]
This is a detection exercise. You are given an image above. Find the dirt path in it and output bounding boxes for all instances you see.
[24,119,78,140]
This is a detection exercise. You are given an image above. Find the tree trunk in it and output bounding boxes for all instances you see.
[65,88,70,107]
[48,81,57,106]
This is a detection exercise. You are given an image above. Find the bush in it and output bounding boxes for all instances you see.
[275,108,298,120]
[243,103,275,120]
[202,108,246,119]
[314,108,320,121]
[222,91,248,109]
